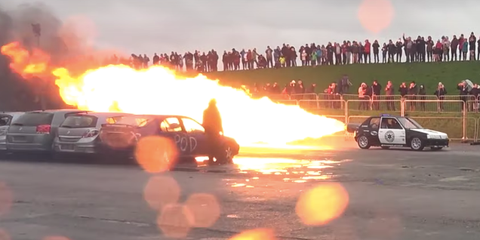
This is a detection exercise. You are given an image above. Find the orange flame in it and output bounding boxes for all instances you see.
[0,42,49,78]
[1,42,345,145]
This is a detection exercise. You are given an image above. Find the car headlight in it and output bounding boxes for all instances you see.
[427,135,441,139]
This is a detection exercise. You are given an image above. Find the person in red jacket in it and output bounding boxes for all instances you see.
[364,39,371,63]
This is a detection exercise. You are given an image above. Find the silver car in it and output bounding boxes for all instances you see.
[53,112,131,154]
[0,112,25,151]
[6,109,87,153]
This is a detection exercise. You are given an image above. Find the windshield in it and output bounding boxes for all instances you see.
[11,112,53,126]
[397,117,423,129]
[106,116,151,127]
[61,115,98,128]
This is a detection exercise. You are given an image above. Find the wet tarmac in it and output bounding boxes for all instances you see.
[1,141,480,239]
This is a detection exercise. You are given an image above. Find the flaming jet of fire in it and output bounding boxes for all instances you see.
[1,42,345,145]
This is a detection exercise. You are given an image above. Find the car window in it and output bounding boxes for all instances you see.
[380,118,403,129]
[61,115,98,128]
[398,117,423,129]
[0,116,11,126]
[11,112,53,126]
[368,117,380,129]
[160,117,183,132]
[181,118,204,133]
[106,116,150,127]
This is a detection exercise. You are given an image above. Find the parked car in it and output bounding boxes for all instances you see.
[0,112,25,151]
[53,112,132,155]
[6,109,88,154]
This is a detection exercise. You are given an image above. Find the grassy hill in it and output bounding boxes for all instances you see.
[205,61,480,94]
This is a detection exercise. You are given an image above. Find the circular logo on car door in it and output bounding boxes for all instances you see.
[385,130,395,142]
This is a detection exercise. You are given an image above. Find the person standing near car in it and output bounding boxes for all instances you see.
[203,99,224,165]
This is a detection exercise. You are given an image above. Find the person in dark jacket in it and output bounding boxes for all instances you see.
[371,80,382,110]
[399,82,408,99]
[408,81,418,111]
[418,84,427,111]
[451,35,459,61]
[203,99,224,165]
[385,81,395,110]
[434,82,447,111]
[457,81,470,111]
[470,84,480,112]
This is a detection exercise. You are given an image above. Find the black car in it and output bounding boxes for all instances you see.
[96,114,240,164]
[347,114,449,151]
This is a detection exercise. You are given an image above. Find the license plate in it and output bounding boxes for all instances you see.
[61,144,75,150]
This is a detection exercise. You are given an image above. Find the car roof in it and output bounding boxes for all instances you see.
[132,114,193,120]
[70,112,133,117]
[371,115,410,119]
[0,112,24,116]
[27,109,87,114]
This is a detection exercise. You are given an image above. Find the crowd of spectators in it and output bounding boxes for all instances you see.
[104,32,480,72]
[248,76,480,112]
[100,31,480,112]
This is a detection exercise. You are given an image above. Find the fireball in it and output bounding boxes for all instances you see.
[1,42,345,145]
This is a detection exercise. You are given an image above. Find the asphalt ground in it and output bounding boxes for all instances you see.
[0,141,480,240]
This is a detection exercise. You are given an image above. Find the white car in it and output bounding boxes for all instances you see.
[347,114,449,151]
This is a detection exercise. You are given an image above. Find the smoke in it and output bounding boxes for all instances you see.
[0,2,86,111]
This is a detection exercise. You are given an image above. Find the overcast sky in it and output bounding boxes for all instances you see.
[4,0,480,55]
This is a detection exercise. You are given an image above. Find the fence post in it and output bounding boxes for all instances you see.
[344,100,349,124]
[475,118,479,143]
[400,99,405,116]
[340,95,344,110]
[462,102,468,143]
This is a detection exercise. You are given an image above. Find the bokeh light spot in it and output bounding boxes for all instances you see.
[0,229,10,240]
[296,183,349,226]
[185,193,221,228]
[144,176,180,211]
[358,0,394,34]
[229,228,277,240]
[157,204,194,239]
[135,136,179,173]
[0,183,13,216]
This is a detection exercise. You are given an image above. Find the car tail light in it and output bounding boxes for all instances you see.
[36,124,51,134]
[83,130,99,138]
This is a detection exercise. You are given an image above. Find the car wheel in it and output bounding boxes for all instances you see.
[410,137,425,151]
[381,146,390,150]
[431,147,443,151]
[357,136,370,149]
[215,144,234,164]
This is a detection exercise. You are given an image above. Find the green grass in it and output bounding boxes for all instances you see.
[205,61,480,93]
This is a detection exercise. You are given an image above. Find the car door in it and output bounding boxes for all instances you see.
[379,117,406,145]
[159,117,189,156]
[366,117,381,146]
[179,117,207,156]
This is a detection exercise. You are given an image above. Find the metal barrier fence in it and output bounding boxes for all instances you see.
[276,97,480,142]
